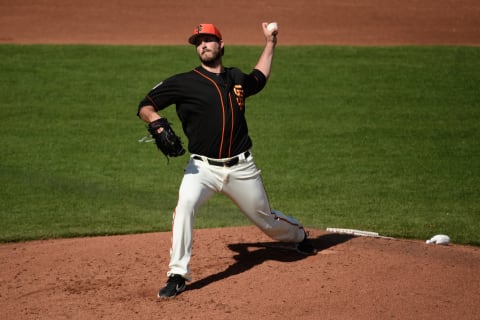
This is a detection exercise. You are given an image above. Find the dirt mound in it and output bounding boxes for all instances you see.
[1,227,479,319]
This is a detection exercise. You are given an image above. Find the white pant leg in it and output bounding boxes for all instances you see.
[221,156,305,243]
[167,159,220,280]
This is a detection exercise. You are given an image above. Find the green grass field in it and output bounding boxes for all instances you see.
[1,44,479,245]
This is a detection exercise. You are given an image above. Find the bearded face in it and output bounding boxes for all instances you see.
[194,35,223,67]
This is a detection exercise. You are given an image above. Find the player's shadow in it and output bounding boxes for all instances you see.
[187,233,354,291]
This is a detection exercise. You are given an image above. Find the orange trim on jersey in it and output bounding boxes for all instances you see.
[146,95,159,110]
[253,74,260,87]
[227,93,234,157]
[193,69,226,158]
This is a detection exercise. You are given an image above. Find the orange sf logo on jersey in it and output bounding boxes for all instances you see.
[233,85,245,110]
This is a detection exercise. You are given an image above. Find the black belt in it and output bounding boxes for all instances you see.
[193,151,250,167]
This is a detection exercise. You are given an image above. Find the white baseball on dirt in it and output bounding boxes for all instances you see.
[267,22,278,33]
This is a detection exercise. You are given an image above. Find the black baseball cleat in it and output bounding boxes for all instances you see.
[296,233,317,255]
[157,274,186,299]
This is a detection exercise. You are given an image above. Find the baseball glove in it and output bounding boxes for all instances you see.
[148,118,186,158]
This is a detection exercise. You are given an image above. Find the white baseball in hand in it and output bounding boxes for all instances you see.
[267,22,278,33]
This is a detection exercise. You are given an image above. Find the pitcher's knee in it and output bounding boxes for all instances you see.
[175,197,200,218]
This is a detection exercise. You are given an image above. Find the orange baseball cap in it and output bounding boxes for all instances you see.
[188,24,223,45]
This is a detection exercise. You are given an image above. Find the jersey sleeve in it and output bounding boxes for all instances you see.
[242,69,267,97]
[137,75,182,115]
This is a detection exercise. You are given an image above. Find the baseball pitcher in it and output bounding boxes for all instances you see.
[137,22,316,299]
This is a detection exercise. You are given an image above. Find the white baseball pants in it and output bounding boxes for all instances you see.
[166,151,306,280]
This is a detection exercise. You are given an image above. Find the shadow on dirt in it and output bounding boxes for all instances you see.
[187,233,354,291]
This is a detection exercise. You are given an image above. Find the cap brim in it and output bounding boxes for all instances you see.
[188,33,220,45]
[188,34,198,45]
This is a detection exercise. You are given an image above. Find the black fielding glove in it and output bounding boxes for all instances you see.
[148,118,186,158]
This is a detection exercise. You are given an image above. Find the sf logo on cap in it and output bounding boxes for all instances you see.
[196,25,203,34]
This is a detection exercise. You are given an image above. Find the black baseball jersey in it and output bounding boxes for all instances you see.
[138,66,267,159]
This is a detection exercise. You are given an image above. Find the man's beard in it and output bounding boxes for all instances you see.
[199,48,222,67]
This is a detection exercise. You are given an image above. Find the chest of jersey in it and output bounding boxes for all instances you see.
[141,67,265,158]
[176,70,247,141]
